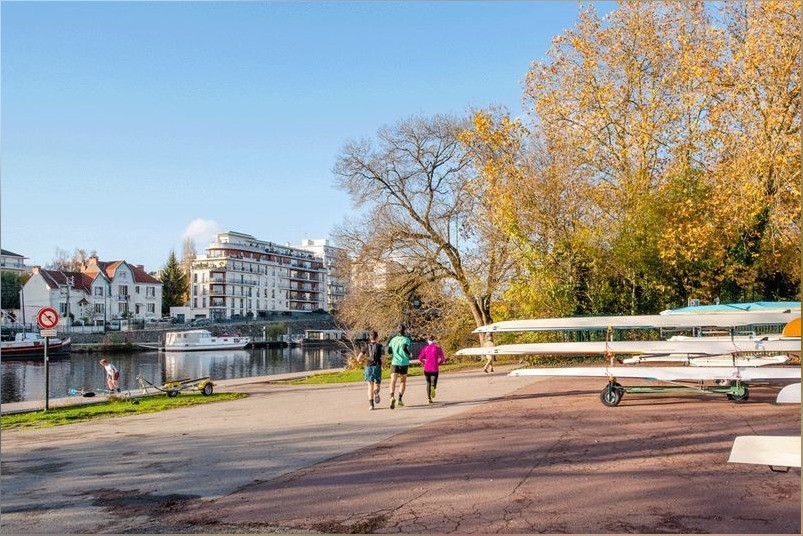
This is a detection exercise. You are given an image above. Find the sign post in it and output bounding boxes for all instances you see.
[37,307,59,411]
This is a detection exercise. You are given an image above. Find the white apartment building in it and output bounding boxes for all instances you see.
[293,239,347,312]
[0,249,28,275]
[190,231,326,320]
[22,257,163,327]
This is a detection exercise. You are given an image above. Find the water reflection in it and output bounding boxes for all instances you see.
[1,346,346,404]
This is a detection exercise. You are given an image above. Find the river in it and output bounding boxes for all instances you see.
[0,346,347,404]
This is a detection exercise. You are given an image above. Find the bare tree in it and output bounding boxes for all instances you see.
[333,114,515,342]
[47,247,97,271]
[181,237,197,303]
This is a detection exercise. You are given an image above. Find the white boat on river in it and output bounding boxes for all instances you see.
[163,330,251,352]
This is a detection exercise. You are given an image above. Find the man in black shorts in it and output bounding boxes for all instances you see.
[387,324,412,409]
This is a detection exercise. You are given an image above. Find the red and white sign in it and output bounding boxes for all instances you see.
[37,307,59,329]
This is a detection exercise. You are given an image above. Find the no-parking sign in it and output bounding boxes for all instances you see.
[37,307,59,329]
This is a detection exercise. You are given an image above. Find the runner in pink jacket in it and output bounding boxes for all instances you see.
[418,337,446,403]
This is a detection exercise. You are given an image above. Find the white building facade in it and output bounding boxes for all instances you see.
[22,257,163,327]
[190,231,326,320]
[294,239,347,312]
[0,249,28,275]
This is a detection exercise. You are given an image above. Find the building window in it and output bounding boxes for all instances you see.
[94,287,104,296]
[59,303,67,315]
[94,303,104,314]
[135,286,140,294]
[147,303,155,313]
[146,287,155,298]
[118,285,128,299]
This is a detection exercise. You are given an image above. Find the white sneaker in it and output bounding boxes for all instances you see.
[369,405,375,410]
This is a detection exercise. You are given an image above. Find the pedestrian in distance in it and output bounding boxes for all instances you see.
[387,324,412,409]
[99,358,121,392]
[482,335,495,373]
[357,331,384,410]
[418,336,445,403]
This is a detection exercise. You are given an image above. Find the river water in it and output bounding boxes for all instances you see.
[0,346,347,404]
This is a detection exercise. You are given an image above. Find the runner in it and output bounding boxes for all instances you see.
[357,331,383,410]
[418,336,446,403]
[387,324,412,409]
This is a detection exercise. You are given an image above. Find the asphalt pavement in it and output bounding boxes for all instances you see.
[1,366,799,534]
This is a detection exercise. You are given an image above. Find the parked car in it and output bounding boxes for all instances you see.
[105,320,121,331]
[191,318,213,327]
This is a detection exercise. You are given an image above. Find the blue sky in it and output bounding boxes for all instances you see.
[1,1,614,272]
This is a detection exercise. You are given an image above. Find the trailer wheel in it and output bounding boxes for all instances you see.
[202,383,213,396]
[727,388,749,402]
[600,384,622,407]
[167,390,179,398]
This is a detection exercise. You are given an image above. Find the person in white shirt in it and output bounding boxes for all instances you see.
[99,358,120,392]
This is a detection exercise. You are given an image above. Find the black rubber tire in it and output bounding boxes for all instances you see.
[729,387,749,402]
[600,384,622,407]
[167,390,179,398]
[202,384,213,396]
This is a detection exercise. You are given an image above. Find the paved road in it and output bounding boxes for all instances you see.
[1,368,800,533]
[1,367,534,534]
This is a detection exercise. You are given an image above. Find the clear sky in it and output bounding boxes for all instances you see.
[1,1,614,272]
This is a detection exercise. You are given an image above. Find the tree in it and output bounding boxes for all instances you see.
[47,247,97,271]
[1,272,23,310]
[181,237,197,304]
[160,250,188,315]
[333,114,515,342]
[472,0,800,317]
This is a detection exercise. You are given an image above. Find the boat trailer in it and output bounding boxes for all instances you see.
[136,375,215,397]
[600,378,750,407]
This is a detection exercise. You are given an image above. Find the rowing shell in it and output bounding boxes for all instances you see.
[456,339,801,357]
[473,312,800,333]
[507,366,801,382]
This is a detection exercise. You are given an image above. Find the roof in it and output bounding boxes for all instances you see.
[131,264,160,284]
[37,270,93,293]
[0,249,25,258]
[84,259,161,284]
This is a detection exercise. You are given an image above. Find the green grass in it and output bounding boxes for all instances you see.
[282,355,606,385]
[1,392,247,430]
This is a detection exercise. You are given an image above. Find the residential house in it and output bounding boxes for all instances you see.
[22,256,163,327]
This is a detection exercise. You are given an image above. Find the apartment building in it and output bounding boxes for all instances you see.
[0,249,28,275]
[190,231,325,320]
[293,239,347,312]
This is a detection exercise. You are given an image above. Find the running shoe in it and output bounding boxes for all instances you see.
[369,405,375,411]
[390,397,396,409]
[397,399,404,407]
[430,387,436,400]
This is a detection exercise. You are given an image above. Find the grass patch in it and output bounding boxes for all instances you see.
[282,355,606,385]
[1,392,247,430]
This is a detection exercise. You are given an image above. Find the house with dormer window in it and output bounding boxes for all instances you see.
[22,256,162,327]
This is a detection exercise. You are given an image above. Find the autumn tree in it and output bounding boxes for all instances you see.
[333,114,515,343]
[475,0,800,316]
[160,250,188,315]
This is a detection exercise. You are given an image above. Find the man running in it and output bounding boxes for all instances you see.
[387,324,412,409]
